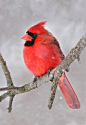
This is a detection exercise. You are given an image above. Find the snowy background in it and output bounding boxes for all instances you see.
[0,0,86,125]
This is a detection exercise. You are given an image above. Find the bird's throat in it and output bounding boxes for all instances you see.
[24,40,34,46]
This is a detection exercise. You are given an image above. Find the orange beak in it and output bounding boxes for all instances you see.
[21,34,32,41]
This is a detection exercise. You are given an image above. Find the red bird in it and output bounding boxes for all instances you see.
[22,21,80,109]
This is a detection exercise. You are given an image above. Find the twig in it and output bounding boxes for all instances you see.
[0,33,86,112]
[7,94,15,113]
[0,53,14,112]
[0,53,14,87]
[0,92,10,102]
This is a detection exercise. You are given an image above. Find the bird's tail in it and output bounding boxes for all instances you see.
[58,73,80,109]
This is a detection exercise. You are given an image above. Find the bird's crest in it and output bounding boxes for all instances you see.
[26,21,47,33]
[35,21,47,27]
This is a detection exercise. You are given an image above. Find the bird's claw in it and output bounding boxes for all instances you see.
[66,67,70,72]
[33,76,40,87]
[47,68,53,77]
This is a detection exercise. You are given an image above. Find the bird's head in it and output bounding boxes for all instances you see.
[21,21,47,46]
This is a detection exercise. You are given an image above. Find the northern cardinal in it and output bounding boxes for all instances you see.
[22,21,80,109]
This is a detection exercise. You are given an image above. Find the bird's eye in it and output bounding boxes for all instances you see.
[32,33,37,38]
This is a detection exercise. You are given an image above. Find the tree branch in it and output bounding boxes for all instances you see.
[0,53,14,112]
[0,53,14,87]
[7,94,15,113]
[0,33,86,112]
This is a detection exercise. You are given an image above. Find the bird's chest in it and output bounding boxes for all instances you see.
[23,45,49,63]
[23,44,61,76]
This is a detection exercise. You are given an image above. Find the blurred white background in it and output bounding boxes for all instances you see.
[0,0,86,125]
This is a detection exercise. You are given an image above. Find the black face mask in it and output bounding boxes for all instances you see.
[24,32,38,46]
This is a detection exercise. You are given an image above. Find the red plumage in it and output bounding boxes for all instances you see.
[22,21,80,109]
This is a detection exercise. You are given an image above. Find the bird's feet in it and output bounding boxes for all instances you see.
[33,76,40,87]
[66,67,70,72]
[47,68,53,76]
